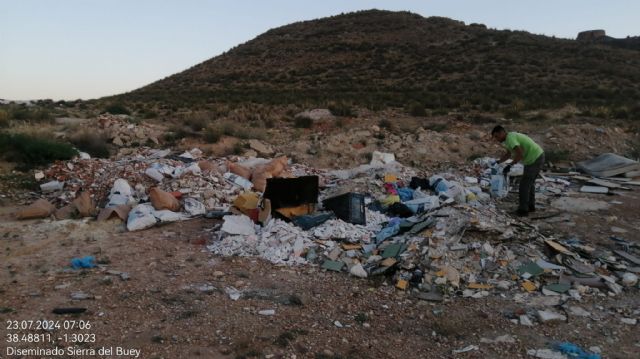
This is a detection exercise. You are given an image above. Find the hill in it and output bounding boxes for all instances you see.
[113,10,640,115]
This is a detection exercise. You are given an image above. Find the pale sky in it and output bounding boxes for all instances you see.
[1,0,638,101]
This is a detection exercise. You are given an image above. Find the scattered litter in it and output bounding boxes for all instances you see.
[537,310,567,323]
[553,342,601,359]
[527,348,568,359]
[452,345,479,354]
[70,256,96,269]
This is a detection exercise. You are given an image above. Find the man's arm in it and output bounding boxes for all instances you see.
[498,149,511,164]
[511,146,524,164]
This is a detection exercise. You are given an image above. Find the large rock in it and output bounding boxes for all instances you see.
[295,109,334,121]
[248,139,274,155]
[577,29,606,42]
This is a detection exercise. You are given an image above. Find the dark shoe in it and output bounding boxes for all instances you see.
[514,209,529,217]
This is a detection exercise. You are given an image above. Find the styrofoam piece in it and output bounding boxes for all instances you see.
[580,185,609,194]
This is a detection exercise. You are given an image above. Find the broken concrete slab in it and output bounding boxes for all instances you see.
[579,185,608,194]
[537,310,567,323]
[551,197,609,213]
[577,153,640,177]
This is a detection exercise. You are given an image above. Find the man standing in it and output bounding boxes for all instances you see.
[491,125,545,216]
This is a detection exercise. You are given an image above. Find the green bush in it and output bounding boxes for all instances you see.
[427,123,448,132]
[294,116,313,128]
[0,110,9,128]
[204,126,222,143]
[378,119,392,129]
[328,102,355,117]
[545,149,571,163]
[9,108,52,123]
[104,103,131,115]
[0,132,78,170]
[406,102,426,116]
[69,130,110,158]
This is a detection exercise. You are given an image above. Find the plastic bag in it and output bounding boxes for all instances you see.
[251,171,273,193]
[227,161,252,179]
[145,167,164,182]
[111,178,133,197]
[149,187,180,211]
[126,204,157,231]
[97,205,131,221]
[16,199,56,219]
[72,191,95,217]
[184,198,206,216]
[198,160,218,173]
[223,172,253,190]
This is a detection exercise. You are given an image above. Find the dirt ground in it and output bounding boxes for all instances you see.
[1,187,638,358]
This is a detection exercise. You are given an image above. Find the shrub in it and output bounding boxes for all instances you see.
[0,110,9,128]
[69,129,110,158]
[0,132,77,170]
[427,123,448,132]
[184,113,210,132]
[294,116,313,128]
[233,142,244,155]
[328,102,355,117]
[378,119,392,129]
[104,103,131,115]
[545,149,571,163]
[204,126,222,143]
[627,138,640,160]
[406,102,426,117]
[9,108,52,123]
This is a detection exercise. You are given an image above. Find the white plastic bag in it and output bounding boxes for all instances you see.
[145,167,164,182]
[126,204,157,231]
[221,215,256,235]
[184,198,206,216]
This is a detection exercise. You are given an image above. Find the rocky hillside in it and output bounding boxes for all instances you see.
[114,10,640,114]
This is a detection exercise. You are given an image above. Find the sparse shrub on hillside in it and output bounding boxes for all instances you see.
[104,103,131,115]
[545,149,571,163]
[204,126,222,143]
[163,125,191,144]
[406,102,427,117]
[628,139,640,160]
[427,123,448,132]
[140,109,158,119]
[468,114,494,124]
[9,107,53,123]
[70,129,110,158]
[185,114,209,132]
[233,142,244,155]
[612,107,629,119]
[294,116,313,129]
[0,132,77,170]
[529,113,549,122]
[0,110,9,128]
[328,102,355,117]
[378,119,392,129]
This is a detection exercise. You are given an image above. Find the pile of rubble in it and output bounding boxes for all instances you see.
[14,146,640,327]
[96,113,163,147]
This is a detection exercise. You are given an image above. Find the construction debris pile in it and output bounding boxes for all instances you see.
[15,147,640,328]
[97,113,163,147]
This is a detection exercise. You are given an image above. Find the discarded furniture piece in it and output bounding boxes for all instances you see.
[263,176,319,219]
[577,153,640,177]
[322,192,366,225]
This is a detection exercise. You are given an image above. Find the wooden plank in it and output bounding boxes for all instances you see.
[580,186,608,194]
[587,178,623,188]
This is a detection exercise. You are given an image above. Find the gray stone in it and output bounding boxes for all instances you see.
[537,310,566,323]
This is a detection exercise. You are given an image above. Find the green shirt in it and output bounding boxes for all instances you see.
[503,132,543,165]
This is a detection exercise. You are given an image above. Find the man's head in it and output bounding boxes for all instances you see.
[491,125,507,142]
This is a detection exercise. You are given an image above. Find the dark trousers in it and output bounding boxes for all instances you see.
[519,153,545,212]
